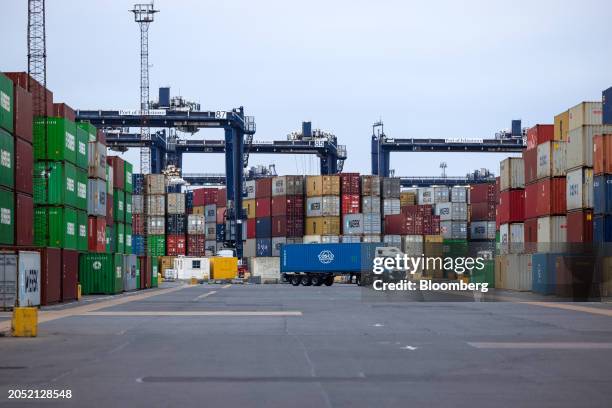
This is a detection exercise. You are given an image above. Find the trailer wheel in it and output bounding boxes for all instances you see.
[281,273,290,283]
[324,275,334,286]
[290,275,302,286]
[301,275,312,286]
[355,274,361,285]
[311,275,324,286]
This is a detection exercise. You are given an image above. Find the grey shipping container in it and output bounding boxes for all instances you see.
[436,202,467,221]
[87,141,107,180]
[402,235,423,255]
[362,234,381,243]
[271,175,304,196]
[451,186,468,203]
[383,234,401,249]
[383,198,400,216]
[306,196,339,217]
[418,187,434,205]
[434,186,450,203]
[341,235,361,243]
[167,193,186,214]
[320,235,340,243]
[204,204,216,220]
[363,213,382,234]
[552,141,567,177]
[146,194,165,216]
[342,213,364,235]
[500,157,525,191]
[187,214,205,235]
[123,254,138,292]
[243,180,256,199]
[87,178,106,217]
[205,240,217,253]
[440,221,467,239]
[382,178,400,198]
[244,238,256,258]
[146,216,165,235]
[132,195,143,214]
[362,196,381,213]
[271,236,286,257]
[470,221,496,240]
[145,174,165,194]
[205,222,216,240]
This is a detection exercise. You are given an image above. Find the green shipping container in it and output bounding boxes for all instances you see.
[442,239,469,258]
[136,257,141,289]
[75,125,88,170]
[33,161,77,207]
[0,128,14,189]
[34,206,77,249]
[124,161,133,193]
[33,117,77,163]
[76,168,87,210]
[77,210,88,251]
[114,188,125,222]
[115,222,125,254]
[147,234,165,257]
[125,193,132,224]
[470,259,495,288]
[151,262,158,288]
[125,224,132,254]
[77,122,97,143]
[0,187,15,245]
[0,72,14,133]
[105,225,114,253]
[79,253,123,295]
[106,165,112,193]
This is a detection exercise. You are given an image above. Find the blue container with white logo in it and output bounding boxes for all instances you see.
[531,253,561,295]
[593,175,612,215]
[280,243,378,274]
[256,238,272,257]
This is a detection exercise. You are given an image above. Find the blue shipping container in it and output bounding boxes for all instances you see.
[132,235,145,256]
[603,87,612,125]
[255,217,271,238]
[185,190,193,209]
[280,243,379,274]
[216,223,226,242]
[593,215,612,242]
[593,175,612,215]
[531,253,561,295]
[256,238,272,257]
[132,173,144,195]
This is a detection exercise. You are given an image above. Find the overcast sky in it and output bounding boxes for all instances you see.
[2,0,611,178]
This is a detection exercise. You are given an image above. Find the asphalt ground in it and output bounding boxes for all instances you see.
[0,283,611,407]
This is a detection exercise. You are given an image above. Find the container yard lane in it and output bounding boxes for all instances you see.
[1,283,612,408]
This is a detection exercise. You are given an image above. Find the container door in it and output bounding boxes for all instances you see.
[18,251,41,307]
[0,254,17,309]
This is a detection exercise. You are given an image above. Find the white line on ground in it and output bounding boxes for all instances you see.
[82,311,303,317]
[468,342,612,349]
[193,291,217,301]
[222,284,232,289]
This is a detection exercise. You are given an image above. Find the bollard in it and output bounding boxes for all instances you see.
[11,307,38,337]
[77,284,82,300]
[190,277,198,285]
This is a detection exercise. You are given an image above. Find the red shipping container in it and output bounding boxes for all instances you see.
[341,194,360,214]
[272,215,287,237]
[87,216,106,253]
[594,134,612,175]
[15,193,33,245]
[385,214,415,235]
[61,249,78,302]
[14,137,33,194]
[247,219,256,239]
[217,188,226,206]
[470,202,496,221]
[524,217,538,253]
[255,178,272,198]
[138,256,152,289]
[107,157,125,190]
[39,247,61,306]
[524,183,538,220]
[287,216,304,237]
[132,214,144,235]
[340,173,360,194]
[166,234,186,256]
[193,188,218,206]
[97,129,106,145]
[536,177,566,216]
[106,195,113,226]
[216,207,226,224]
[469,183,496,204]
[13,84,33,143]
[255,198,271,218]
[187,234,206,256]
[566,210,593,243]
[5,72,53,116]
[498,190,525,224]
[271,195,304,217]
[52,103,76,121]
[523,147,538,185]
[526,124,554,150]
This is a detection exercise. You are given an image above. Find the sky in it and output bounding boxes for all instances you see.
[2,0,612,178]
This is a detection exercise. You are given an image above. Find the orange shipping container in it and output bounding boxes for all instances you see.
[554,110,570,141]
[593,134,612,175]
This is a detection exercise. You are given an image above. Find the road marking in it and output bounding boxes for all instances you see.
[468,342,612,349]
[193,291,217,301]
[0,285,190,333]
[519,301,612,317]
[82,311,303,317]
[401,346,418,350]
[222,284,231,289]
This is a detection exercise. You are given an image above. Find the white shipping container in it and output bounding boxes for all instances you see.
[248,257,281,283]
[451,187,468,203]
[173,257,210,280]
[167,193,186,214]
[537,216,567,243]
[303,235,322,244]
[383,235,401,249]
[187,214,205,235]
[87,178,106,217]
[362,234,381,243]
[340,235,361,243]
[440,221,467,239]
[566,167,593,210]
[383,198,401,216]
[436,202,467,221]
[470,221,496,240]
[505,254,532,291]
[499,223,524,254]
[363,213,382,234]
[500,157,525,191]
[132,195,143,214]
[551,141,567,177]
[418,187,434,205]
[568,101,602,131]
[361,196,381,213]
[0,251,41,309]
[321,235,340,243]
[536,142,552,179]
[566,125,612,170]
[87,141,107,180]
[433,186,449,203]
[343,213,364,235]
[402,235,423,255]
[243,180,256,199]
[271,176,304,196]
[244,238,256,257]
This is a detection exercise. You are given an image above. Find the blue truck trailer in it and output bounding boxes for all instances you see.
[280,243,380,286]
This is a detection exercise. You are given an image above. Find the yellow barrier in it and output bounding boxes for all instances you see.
[12,307,38,337]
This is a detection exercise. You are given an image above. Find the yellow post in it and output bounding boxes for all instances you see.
[190,277,198,285]
[77,284,82,300]
[158,273,163,283]
[11,307,38,337]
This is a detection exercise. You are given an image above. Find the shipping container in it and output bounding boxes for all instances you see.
[499,223,524,254]
[433,186,450,203]
[75,125,88,170]
[113,189,125,222]
[187,214,205,234]
[499,254,532,291]
[166,234,186,256]
[270,237,285,257]
[146,194,165,216]
[498,189,525,224]
[500,157,525,191]
[138,256,153,288]
[13,83,32,143]
[401,235,423,255]
[566,167,593,210]
[256,238,272,257]
[537,216,567,247]
[34,206,76,249]
[527,124,553,150]
[125,224,132,254]
[14,193,33,246]
[536,142,553,179]
[38,248,61,305]
[243,199,256,219]
[124,193,132,224]
[166,214,186,235]
[255,198,271,218]
[569,101,602,130]
[167,193,185,214]
[105,225,114,253]
[114,222,125,254]
[594,175,612,214]
[469,221,496,240]
[88,216,106,253]
[246,218,256,238]
[187,234,206,256]
[255,178,272,198]
[535,177,566,216]
[554,110,569,141]
[76,169,87,210]
[216,223,226,242]
[146,234,166,257]
[0,73,14,133]
[204,222,216,240]
[123,161,133,193]
[567,210,593,243]
[566,125,612,170]
[243,180,256,200]
[551,141,567,177]
[131,214,144,235]
[248,257,281,282]
[132,235,144,256]
[361,175,380,196]
[255,217,272,238]
[383,235,401,249]
[306,196,340,217]
[436,202,467,221]
[33,117,76,163]
[271,195,304,217]
[216,207,226,224]
[145,173,164,194]
[361,196,381,213]
[363,213,382,234]
[146,216,165,235]
[341,235,361,243]
[204,204,216,219]
[524,217,538,245]
[79,253,123,295]
[342,213,364,235]
[383,198,401,216]
[52,103,75,121]
[339,173,360,195]
[305,216,340,235]
[450,187,467,203]
[107,157,125,190]
[381,178,400,198]
[14,136,32,194]
[121,254,138,291]
[280,243,378,274]
[417,187,434,205]
[470,201,495,221]
[132,173,144,194]
[399,191,416,207]
[33,161,77,207]
[77,122,97,143]
[469,183,496,204]
[173,257,210,281]
[341,194,360,214]
[440,221,467,239]
[77,211,88,251]
[593,215,612,242]
[5,72,54,117]
[362,234,381,243]
[271,175,304,196]
[531,253,561,295]
[0,130,13,189]
[61,249,78,302]
[593,133,612,175]
[523,147,537,185]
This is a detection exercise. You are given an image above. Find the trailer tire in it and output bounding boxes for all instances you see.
[301,275,312,286]
[324,275,334,286]
[290,275,302,286]
[311,275,324,286]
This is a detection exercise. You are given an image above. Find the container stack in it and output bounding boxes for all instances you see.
[593,132,612,242]
[108,157,127,255]
[361,175,381,242]
[131,174,145,255]
[305,175,341,243]
[271,176,304,257]
[84,123,106,254]
[145,173,166,257]
[242,180,257,257]
[193,187,219,255]
[255,178,273,256]
[498,157,525,254]
[523,124,567,251]
[468,184,496,241]
[436,186,467,241]
[340,173,360,243]
[166,191,186,256]
[381,177,401,247]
